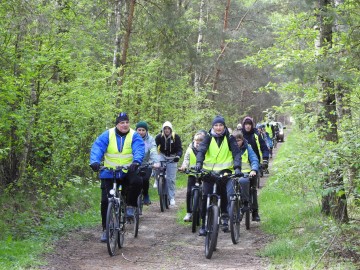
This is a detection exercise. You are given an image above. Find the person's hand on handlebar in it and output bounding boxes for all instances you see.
[90,162,100,172]
[249,170,257,177]
[153,162,161,169]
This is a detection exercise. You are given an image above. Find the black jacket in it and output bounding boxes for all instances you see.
[155,132,183,157]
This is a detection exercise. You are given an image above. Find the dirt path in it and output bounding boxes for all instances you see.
[40,147,281,270]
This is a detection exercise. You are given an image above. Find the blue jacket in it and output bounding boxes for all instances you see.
[239,140,260,172]
[90,128,145,179]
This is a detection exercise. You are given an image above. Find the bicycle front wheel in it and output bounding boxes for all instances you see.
[158,176,166,212]
[191,189,200,233]
[229,200,240,244]
[133,206,140,238]
[106,200,118,256]
[118,200,125,248]
[205,205,219,259]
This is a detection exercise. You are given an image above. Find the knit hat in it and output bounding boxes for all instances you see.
[136,121,148,131]
[115,112,129,125]
[212,115,225,126]
[162,121,173,131]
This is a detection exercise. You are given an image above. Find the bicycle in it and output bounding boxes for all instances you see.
[100,165,128,256]
[183,168,203,233]
[154,157,176,212]
[202,170,238,259]
[137,163,154,217]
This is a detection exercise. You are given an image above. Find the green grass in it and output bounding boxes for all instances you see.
[0,183,100,270]
[258,130,358,270]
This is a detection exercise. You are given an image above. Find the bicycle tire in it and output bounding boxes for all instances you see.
[205,205,219,259]
[133,206,140,238]
[191,189,200,233]
[165,193,169,209]
[137,193,143,216]
[229,200,240,244]
[106,200,118,256]
[158,176,166,212]
[117,200,125,248]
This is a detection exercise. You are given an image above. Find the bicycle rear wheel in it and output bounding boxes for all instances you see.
[229,200,240,244]
[191,189,200,233]
[137,192,143,216]
[118,200,125,248]
[133,207,140,237]
[158,176,166,212]
[205,205,219,259]
[106,200,118,256]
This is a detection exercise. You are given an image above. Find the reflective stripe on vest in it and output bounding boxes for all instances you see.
[241,149,251,173]
[203,136,234,172]
[104,128,134,169]
[254,134,263,163]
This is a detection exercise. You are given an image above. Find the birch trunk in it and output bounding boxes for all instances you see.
[116,0,136,107]
[194,0,205,96]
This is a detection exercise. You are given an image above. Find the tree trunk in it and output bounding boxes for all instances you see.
[212,0,231,92]
[194,0,205,96]
[113,0,123,69]
[316,0,348,223]
[116,0,136,107]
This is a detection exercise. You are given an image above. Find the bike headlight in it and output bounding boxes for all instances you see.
[109,189,115,195]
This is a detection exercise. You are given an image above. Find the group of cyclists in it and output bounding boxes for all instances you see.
[89,112,278,242]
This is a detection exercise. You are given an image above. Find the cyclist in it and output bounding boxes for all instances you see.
[135,121,160,205]
[195,115,242,236]
[231,129,259,215]
[241,116,269,221]
[90,112,145,242]
[179,132,205,222]
[257,123,273,159]
[155,121,183,206]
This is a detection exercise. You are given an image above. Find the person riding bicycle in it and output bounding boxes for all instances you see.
[135,121,160,205]
[155,121,183,206]
[89,112,145,242]
[257,123,273,158]
[195,115,242,236]
[241,116,269,221]
[179,132,205,222]
[231,129,260,216]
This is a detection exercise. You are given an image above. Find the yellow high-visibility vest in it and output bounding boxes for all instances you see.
[104,128,135,170]
[203,136,234,172]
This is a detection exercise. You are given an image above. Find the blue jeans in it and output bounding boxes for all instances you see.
[159,155,178,200]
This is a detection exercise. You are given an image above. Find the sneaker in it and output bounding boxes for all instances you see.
[170,198,176,206]
[143,194,151,205]
[252,211,261,222]
[198,225,206,236]
[126,206,135,218]
[221,214,229,232]
[153,181,157,188]
[100,231,107,243]
[183,213,192,222]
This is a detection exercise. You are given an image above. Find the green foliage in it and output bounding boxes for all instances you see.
[260,129,359,269]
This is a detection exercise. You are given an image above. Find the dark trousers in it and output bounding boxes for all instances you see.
[100,171,142,230]
[141,167,152,196]
[250,175,258,211]
[200,176,228,222]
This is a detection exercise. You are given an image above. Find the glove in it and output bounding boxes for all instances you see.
[194,163,202,172]
[234,168,243,177]
[263,160,268,169]
[173,156,180,162]
[129,162,140,172]
[90,162,100,172]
